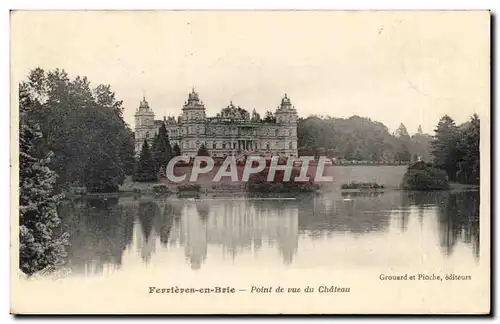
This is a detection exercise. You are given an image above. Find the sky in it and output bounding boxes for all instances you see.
[11,10,490,134]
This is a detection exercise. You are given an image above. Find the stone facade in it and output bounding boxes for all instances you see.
[134,89,298,158]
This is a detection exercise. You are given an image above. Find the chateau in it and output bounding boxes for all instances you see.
[134,89,298,158]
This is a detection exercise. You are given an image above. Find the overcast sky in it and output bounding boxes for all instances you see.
[11,11,489,134]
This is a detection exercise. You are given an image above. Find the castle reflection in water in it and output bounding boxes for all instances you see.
[133,200,300,269]
[58,191,480,276]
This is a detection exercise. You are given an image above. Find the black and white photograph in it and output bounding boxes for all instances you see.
[10,10,490,314]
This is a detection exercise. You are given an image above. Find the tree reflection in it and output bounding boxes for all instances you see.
[137,201,161,263]
[436,191,480,259]
[196,201,211,221]
[58,197,134,275]
[153,203,176,247]
[407,191,480,259]
[58,190,481,275]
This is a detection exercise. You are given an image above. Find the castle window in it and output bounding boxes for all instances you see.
[275,129,279,136]
[289,142,292,150]
[222,143,226,149]
[213,142,216,150]
[266,143,270,150]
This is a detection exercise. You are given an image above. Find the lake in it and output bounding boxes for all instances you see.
[58,189,480,276]
[15,188,485,314]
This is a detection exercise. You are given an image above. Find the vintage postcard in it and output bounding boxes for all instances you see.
[10,10,490,314]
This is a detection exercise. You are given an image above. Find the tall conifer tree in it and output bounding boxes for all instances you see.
[134,139,156,182]
[152,123,173,171]
[173,143,181,157]
[19,84,69,276]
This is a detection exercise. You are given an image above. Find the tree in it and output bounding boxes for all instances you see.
[134,139,157,182]
[19,84,69,276]
[402,161,449,190]
[396,144,411,163]
[173,143,181,156]
[20,68,134,192]
[395,123,410,139]
[152,123,173,172]
[197,144,210,156]
[456,114,480,184]
[297,115,419,162]
[431,115,460,181]
[120,131,136,176]
[411,132,432,162]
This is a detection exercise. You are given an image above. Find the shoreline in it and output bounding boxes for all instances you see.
[63,182,479,200]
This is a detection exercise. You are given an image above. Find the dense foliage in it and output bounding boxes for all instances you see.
[151,123,173,171]
[297,115,431,162]
[402,161,450,190]
[135,122,174,180]
[19,84,69,276]
[173,143,181,157]
[402,113,479,190]
[431,114,480,184]
[152,184,171,195]
[134,139,157,182]
[246,167,320,193]
[20,68,135,193]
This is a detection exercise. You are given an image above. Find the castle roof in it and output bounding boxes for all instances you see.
[276,93,296,113]
[183,88,205,109]
[220,101,250,120]
[139,96,150,110]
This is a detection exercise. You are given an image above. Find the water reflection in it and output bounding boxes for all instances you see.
[296,193,395,237]
[57,190,480,276]
[433,191,479,259]
[58,197,134,275]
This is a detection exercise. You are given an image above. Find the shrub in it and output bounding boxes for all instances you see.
[178,184,201,192]
[246,167,320,193]
[152,184,170,195]
[402,161,449,191]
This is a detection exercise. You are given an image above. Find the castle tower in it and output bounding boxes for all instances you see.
[134,96,155,154]
[182,88,206,121]
[275,94,298,157]
[180,88,207,157]
[275,94,298,124]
